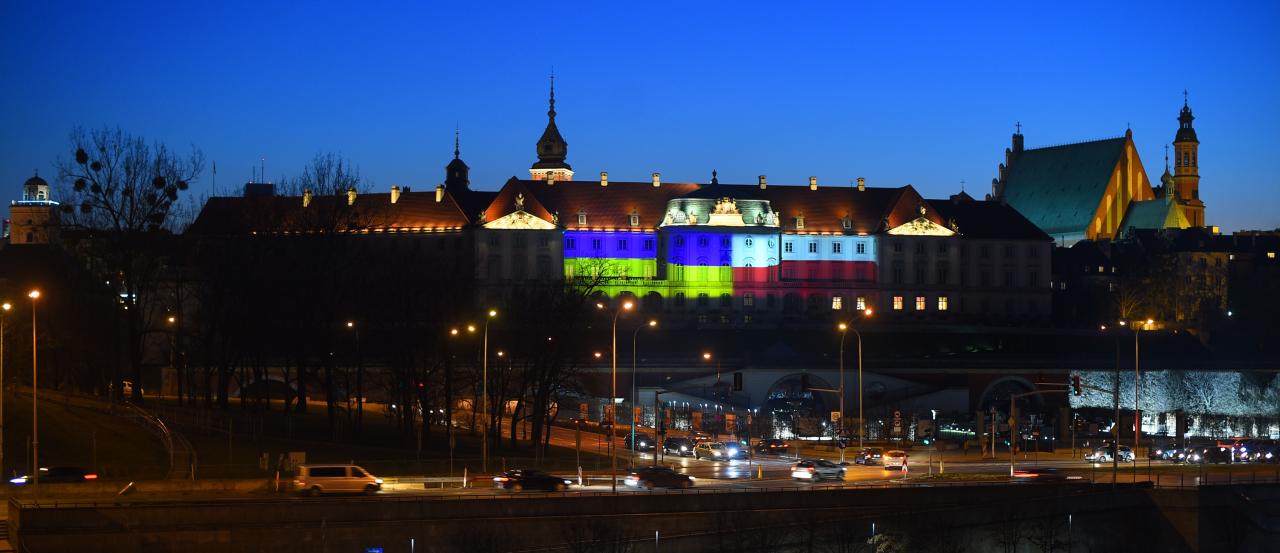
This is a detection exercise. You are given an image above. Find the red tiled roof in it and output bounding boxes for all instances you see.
[187,190,471,235]
[485,179,702,230]
[726,184,945,234]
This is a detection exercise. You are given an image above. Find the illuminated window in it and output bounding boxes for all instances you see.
[1269,253,1276,259]
[833,242,842,253]
[856,296,866,311]
[743,314,753,323]
[743,293,755,307]
[698,314,707,323]
[629,213,639,226]
[784,242,794,253]
[720,315,729,323]
[832,294,843,310]
[915,296,926,310]
[938,296,948,311]
[893,296,903,310]
[578,213,587,225]
[856,242,866,254]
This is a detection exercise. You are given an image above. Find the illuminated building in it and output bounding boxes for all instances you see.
[7,172,60,246]
[989,98,1207,247]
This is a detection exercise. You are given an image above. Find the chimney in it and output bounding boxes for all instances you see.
[652,173,660,187]
[347,187,357,205]
[857,177,865,191]
[758,175,767,189]
[546,172,554,185]
[600,172,608,186]
[391,185,401,204]
[303,189,313,207]
[435,184,445,203]
[809,176,817,191]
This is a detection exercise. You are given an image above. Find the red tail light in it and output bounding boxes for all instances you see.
[84,474,98,480]
[807,467,815,472]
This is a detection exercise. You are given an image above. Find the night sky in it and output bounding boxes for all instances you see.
[3,1,1276,231]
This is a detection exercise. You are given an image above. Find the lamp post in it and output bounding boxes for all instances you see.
[1102,324,1120,489]
[598,300,633,494]
[1119,318,1152,478]
[631,320,656,467]
[1,302,9,477]
[470,311,496,473]
[839,309,872,455]
[347,321,361,432]
[28,291,39,504]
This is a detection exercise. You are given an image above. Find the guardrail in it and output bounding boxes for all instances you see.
[122,402,175,478]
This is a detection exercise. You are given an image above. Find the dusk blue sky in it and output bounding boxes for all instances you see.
[3,1,1277,231]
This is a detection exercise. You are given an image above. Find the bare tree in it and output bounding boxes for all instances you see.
[54,125,204,403]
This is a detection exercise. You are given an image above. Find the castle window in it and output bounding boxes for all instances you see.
[938,241,948,253]
[697,293,709,307]
[767,294,776,308]
[674,293,685,307]
[591,239,601,249]
[937,267,948,285]
[618,239,627,250]
[629,213,639,226]
[784,242,794,253]
[539,235,550,248]
[808,242,818,253]
[832,295,843,310]
[892,267,903,284]
[856,296,866,311]
[720,293,731,307]
[980,245,990,257]
[833,242,842,254]
[743,293,755,307]
[915,296,926,310]
[1029,272,1039,287]
[698,236,708,247]
[644,239,654,250]
[1028,246,1038,258]
[893,296,903,310]
[514,234,524,248]
[698,314,707,323]
[894,241,903,253]
[857,242,866,254]
[565,238,576,249]
[674,236,684,247]
[721,237,730,247]
[937,296,948,311]
[745,237,753,247]
[489,234,501,247]
[578,212,587,225]
[916,242,925,254]
[832,267,843,280]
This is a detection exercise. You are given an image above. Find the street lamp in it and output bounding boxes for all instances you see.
[471,311,496,473]
[1,302,9,477]
[597,300,633,494]
[347,321,362,432]
[28,291,39,504]
[1119,318,1153,476]
[839,309,872,456]
[631,320,656,467]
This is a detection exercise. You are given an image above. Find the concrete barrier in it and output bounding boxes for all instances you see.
[4,478,270,499]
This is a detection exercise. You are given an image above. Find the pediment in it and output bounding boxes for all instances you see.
[483,210,556,230]
[886,217,957,236]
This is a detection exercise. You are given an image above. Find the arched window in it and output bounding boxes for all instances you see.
[698,236,708,247]
[1184,152,1190,167]
[745,237,753,247]
[674,236,684,247]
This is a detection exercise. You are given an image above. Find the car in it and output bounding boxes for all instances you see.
[1084,445,1134,463]
[1253,444,1280,463]
[1235,439,1274,461]
[624,432,657,452]
[623,466,695,490]
[1184,445,1233,464]
[1012,467,1084,481]
[791,459,845,481]
[719,441,748,459]
[882,450,907,470]
[292,464,381,496]
[694,442,731,460]
[754,439,790,455]
[1150,443,1181,460]
[688,431,713,444]
[9,466,98,484]
[1174,443,1214,464]
[493,469,573,492]
[663,437,695,457]
[853,447,884,465]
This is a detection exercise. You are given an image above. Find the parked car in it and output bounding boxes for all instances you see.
[719,441,748,459]
[792,459,846,481]
[853,447,884,465]
[624,433,657,452]
[694,442,731,460]
[624,466,694,490]
[9,466,97,484]
[663,437,695,457]
[882,450,907,470]
[688,431,713,444]
[1012,467,1084,481]
[1150,443,1181,460]
[754,439,790,455]
[292,464,381,496]
[493,469,572,493]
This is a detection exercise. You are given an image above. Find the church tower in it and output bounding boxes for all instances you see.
[9,171,60,245]
[1172,92,1204,227]
[529,75,573,181]
[444,129,470,193]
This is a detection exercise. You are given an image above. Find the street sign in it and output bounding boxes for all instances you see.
[830,411,841,422]
[893,410,902,419]
[838,439,848,450]
[1032,427,1040,439]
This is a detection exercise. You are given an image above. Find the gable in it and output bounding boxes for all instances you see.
[886,216,957,236]
[1003,137,1127,236]
[483,209,556,230]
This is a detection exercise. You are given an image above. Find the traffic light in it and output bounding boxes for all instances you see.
[800,374,810,392]
[733,372,743,391]
[1072,375,1082,396]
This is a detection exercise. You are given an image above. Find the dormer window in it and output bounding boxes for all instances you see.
[794,209,805,230]
[629,209,640,227]
[840,211,852,230]
[577,206,587,226]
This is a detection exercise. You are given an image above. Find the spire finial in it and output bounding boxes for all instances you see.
[1184,89,1188,106]
[711,169,717,184]
[454,126,460,159]
[1165,144,1169,167]
[548,70,556,120]
[961,179,965,192]
[1015,121,1021,134]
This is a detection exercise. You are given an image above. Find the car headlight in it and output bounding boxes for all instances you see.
[713,452,721,456]
[1156,450,1163,455]
[9,477,26,484]
[681,446,687,451]
[564,479,572,485]
[1266,453,1273,459]
[374,478,383,484]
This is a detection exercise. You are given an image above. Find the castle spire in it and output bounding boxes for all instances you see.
[530,70,572,180]
[454,126,460,159]
[549,72,556,120]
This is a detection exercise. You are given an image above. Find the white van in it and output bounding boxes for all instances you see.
[293,464,382,496]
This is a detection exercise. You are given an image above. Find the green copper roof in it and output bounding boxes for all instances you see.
[1002,137,1126,236]
[1118,199,1174,232]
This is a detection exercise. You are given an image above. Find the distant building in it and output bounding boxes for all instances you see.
[7,172,60,246]
[990,98,1206,246]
